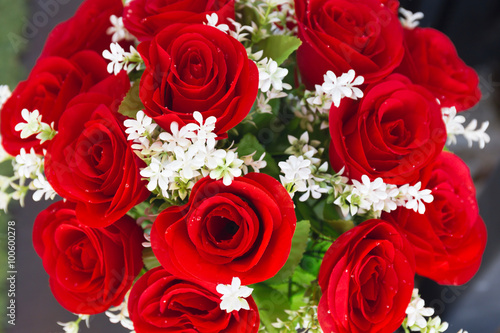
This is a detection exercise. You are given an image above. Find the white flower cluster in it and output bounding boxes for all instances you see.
[312,70,364,109]
[271,304,323,332]
[0,146,57,211]
[107,15,136,43]
[126,111,266,201]
[399,8,424,29]
[442,106,490,148]
[253,56,291,113]
[0,110,59,211]
[10,148,57,208]
[402,289,468,333]
[334,175,433,217]
[297,70,364,131]
[102,43,142,75]
[278,132,433,216]
[106,291,135,332]
[57,314,90,333]
[257,57,291,93]
[14,109,57,143]
[216,277,253,313]
[279,132,330,201]
[205,13,255,43]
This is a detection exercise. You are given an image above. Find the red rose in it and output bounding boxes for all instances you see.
[128,267,260,332]
[124,0,235,41]
[1,51,128,156]
[294,0,404,88]
[151,173,296,285]
[138,23,258,136]
[380,0,400,13]
[33,201,144,314]
[329,74,447,185]
[395,27,481,111]
[39,0,127,60]
[44,91,150,227]
[318,219,415,333]
[382,152,487,285]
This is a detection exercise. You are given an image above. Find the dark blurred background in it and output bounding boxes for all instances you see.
[0,0,499,332]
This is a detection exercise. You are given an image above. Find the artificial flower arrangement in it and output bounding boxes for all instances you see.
[0,0,491,332]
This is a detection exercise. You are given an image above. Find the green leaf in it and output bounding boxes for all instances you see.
[301,239,331,277]
[257,35,302,65]
[251,283,290,332]
[267,220,311,284]
[236,133,280,178]
[292,266,317,287]
[142,248,161,270]
[118,79,143,118]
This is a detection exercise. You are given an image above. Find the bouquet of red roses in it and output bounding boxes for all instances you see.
[0,0,490,332]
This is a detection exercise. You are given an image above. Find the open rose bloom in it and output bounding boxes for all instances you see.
[0,0,489,332]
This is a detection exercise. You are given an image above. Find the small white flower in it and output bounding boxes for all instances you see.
[322,70,364,107]
[103,42,126,75]
[78,315,90,329]
[442,106,465,145]
[306,85,333,113]
[200,147,226,170]
[442,106,490,148]
[32,173,57,201]
[241,152,267,174]
[14,109,56,143]
[228,18,254,42]
[189,111,217,147]
[106,292,135,330]
[140,155,174,193]
[425,316,449,333]
[57,314,89,333]
[257,57,290,93]
[406,289,435,329]
[124,111,157,141]
[172,146,203,180]
[399,8,424,29]
[209,151,243,186]
[463,119,490,149]
[216,277,253,313]
[350,175,388,211]
[457,330,468,333]
[107,15,135,43]
[0,85,11,108]
[131,137,164,158]
[15,109,42,139]
[278,155,311,184]
[159,121,192,151]
[298,178,329,202]
[405,182,433,214]
[123,45,143,73]
[205,13,230,33]
[255,92,273,114]
[14,148,43,179]
[57,321,79,333]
